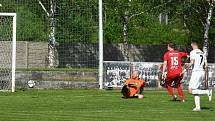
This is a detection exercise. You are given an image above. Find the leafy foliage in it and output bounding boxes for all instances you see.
[56,0,98,43]
[0,0,215,45]
[16,6,48,41]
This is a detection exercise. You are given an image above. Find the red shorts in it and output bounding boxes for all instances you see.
[166,74,182,87]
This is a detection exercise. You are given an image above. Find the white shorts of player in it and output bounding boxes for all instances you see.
[189,71,205,90]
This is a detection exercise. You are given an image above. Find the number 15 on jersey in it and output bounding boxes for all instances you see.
[171,57,178,66]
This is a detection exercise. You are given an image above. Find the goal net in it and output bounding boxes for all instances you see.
[0,13,16,92]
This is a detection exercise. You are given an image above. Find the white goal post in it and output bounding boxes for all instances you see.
[0,13,16,92]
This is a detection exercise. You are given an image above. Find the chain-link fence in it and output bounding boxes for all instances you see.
[1,1,215,89]
[1,0,99,68]
[0,0,99,88]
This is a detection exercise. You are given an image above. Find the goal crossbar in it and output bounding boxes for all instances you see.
[0,13,16,16]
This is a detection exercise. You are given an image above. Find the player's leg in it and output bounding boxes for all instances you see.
[190,71,212,101]
[209,89,213,101]
[188,71,200,110]
[175,77,184,102]
[180,74,185,90]
[192,89,212,101]
[188,71,204,111]
[193,94,201,111]
[166,79,177,101]
[137,85,144,94]
[134,83,144,99]
[192,89,209,95]
[136,85,144,99]
[121,85,130,98]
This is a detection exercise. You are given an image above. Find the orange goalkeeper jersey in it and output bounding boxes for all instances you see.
[125,78,145,97]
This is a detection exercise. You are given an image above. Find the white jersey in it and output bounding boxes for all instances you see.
[190,49,206,71]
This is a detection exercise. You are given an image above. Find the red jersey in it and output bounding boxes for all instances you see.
[164,50,188,76]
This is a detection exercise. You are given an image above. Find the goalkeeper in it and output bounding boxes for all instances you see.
[121,71,145,98]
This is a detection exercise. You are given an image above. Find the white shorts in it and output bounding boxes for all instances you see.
[189,71,205,89]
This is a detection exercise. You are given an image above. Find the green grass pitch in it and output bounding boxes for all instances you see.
[0,89,214,121]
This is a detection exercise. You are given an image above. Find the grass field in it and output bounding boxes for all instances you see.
[0,89,214,121]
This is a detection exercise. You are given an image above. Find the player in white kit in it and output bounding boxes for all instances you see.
[188,41,212,111]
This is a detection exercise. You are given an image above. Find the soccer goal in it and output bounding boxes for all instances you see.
[0,13,16,92]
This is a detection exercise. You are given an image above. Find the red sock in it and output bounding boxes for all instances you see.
[167,85,175,97]
[177,87,184,101]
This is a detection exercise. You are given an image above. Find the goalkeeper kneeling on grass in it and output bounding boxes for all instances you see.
[121,71,145,99]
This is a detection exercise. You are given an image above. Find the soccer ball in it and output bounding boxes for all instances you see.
[27,80,35,88]
[0,4,2,7]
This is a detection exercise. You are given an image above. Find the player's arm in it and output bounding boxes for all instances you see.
[184,51,194,70]
[189,59,194,68]
[180,52,190,75]
[204,55,209,89]
[124,80,130,87]
[181,52,189,58]
[162,61,167,78]
[125,80,137,87]
[138,86,144,94]
[180,58,194,81]
[162,53,168,78]
[180,57,194,77]
[186,54,194,69]
[138,80,144,94]
[204,56,208,68]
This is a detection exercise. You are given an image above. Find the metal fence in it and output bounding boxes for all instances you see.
[0,0,100,88]
[1,1,215,90]
[0,0,99,69]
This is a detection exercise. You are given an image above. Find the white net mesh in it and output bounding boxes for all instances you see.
[0,1,99,69]
[0,15,13,91]
[0,1,99,89]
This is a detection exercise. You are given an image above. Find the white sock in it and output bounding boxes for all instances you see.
[192,89,209,95]
[194,95,200,109]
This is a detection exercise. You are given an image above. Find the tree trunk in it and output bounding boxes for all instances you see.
[203,0,214,57]
[48,0,58,67]
[159,13,168,25]
[123,11,129,61]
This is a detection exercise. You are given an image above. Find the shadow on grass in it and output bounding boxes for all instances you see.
[201,107,214,111]
[121,96,146,99]
[168,99,181,102]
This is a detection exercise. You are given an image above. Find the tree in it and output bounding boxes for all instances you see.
[203,0,214,57]
[56,0,98,43]
[0,0,48,42]
[104,0,175,61]
[38,0,58,67]
[177,0,215,55]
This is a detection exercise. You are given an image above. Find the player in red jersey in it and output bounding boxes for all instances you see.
[162,42,188,102]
